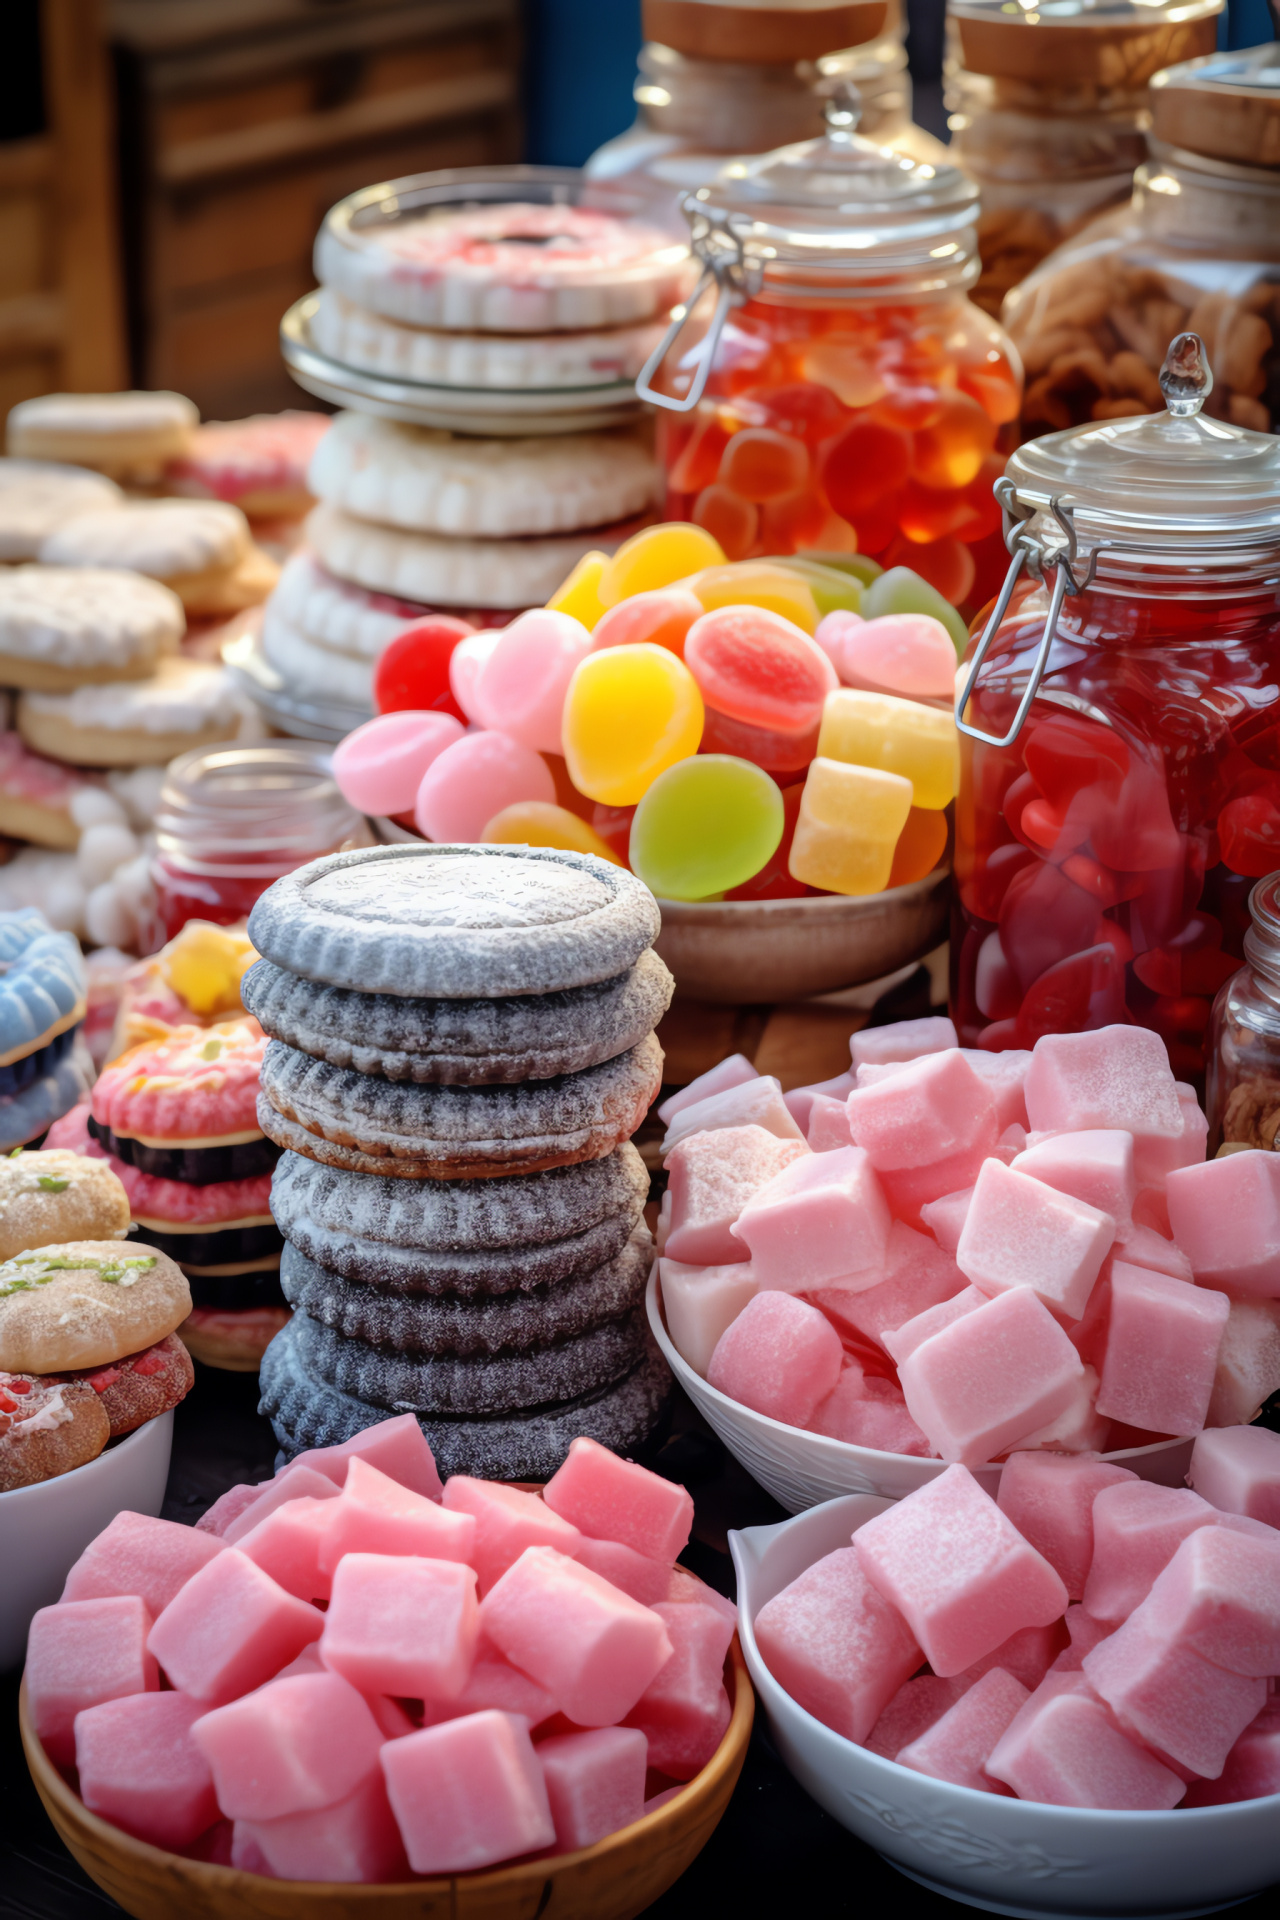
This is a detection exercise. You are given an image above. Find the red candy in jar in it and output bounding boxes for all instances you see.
[642,93,1021,610]
[952,333,1280,1084]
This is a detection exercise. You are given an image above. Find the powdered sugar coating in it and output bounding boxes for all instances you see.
[42,500,249,578]
[20,657,246,736]
[94,1018,267,1142]
[242,947,673,1084]
[0,461,123,563]
[269,551,425,661]
[0,568,184,670]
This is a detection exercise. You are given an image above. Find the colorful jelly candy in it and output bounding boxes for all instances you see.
[546,549,608,629]
[888,806,949,887]
[415,731,555,843]
[482,801,622,865]
[861,567,968,656]
[788,757,913,894]
[473,609,592,756]
[373,616,472,719]
[562,644,704,806]
[681,561,820,633]
[590,588,703,659]
[332,711,466,818]
[684,607,837,739]
[817,690,960,812]
[597,524,726,608]
[726,780,810,899]
[448,629,502,727]
[817,611,957,701]
[762,555,865,617]
[628,755,784,901]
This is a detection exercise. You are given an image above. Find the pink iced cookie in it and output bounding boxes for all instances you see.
[956,1157,1115,1322]
[754,1545,922,1744]
[730,1145,890,1293]
[56,1105,275,1224]
[414,728,556,843]
[475,608,592,756]
[543,1434,694,1563]
[1189,1423,1280,1528]
[819,611,958,700]
[92,1016,267,1143]
[166,412,330,515]
[1166,1150,1280,1299]
[707,1290,843,1429]
[662,1122,809,1267]
[332,711,465,817]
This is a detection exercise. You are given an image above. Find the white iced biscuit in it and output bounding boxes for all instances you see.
[7,391,198,482]
[17,656,247,767]
[269,551,423,662]
[260,608,375,710]
[0,460,123,562]
[0,567,183,690]
[41,500,278,618]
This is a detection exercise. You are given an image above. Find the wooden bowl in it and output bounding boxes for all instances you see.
[21,1644,753,1920]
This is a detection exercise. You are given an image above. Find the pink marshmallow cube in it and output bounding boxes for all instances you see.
[1014,1364,1109,1454]
[1024,1025,1184,1152]
[662,1124,809,1267]
[239,1772,408,1883]
[753,1545,922,1744]
[786,1071,856,1134]
[657,1054,757,1125]
[897,1287,1086,1468]
[419,1653,558,1732]
[543,1435,694,1564]
[956,1157,1115,1321]
[660,1256,758,1378]
[192,1670,386,1820]
[1206,1302,1280,1427]
[382,1710,554,1874]
[996,1452,1138,1602]
[624,1599,734,1780]
[1095,1262,1230,1435]
[729,1145,891,1292]
[881,1286,987,1366]
[960,1048,1032,1133]
[195,1482,266,1539]
[571,1534,671,1607]
[75,1692,216,1851]
[148,1549,323,1707]
[853,1465,1068,1677]
[60,1511,226,1615]
[960,1621,1065,1692]
[897,1666,1029,1793]
[1183,1701,1280,1806]
[812,1220,965,1354]
[660,1076,805,1156]
[1113,1222,1193,1283]
[1011,1129,1136,1229]
[1166,1150,1280,1299]
[319,1457,475,1575]
[479,1546,673,1727]
[1083,1481,1222,1622]
[864,1674,974,1758]
[808,1366,933,1456]
[846,1049,997,1173]
[236,1496,336,1603]
[441,1476,581,1594]
[881,1144,994,1227]
[985,1672,1185,1809]
[1137,1524,1280,1677]
[28,1597,158,1769]
[665,1566,737,1627]
[849,1016,957,1068]
[1083,1611,1267,1779]
[1138,1085,1209,1189]
[537,1726,648,1852]
[295,1412,443,1501]
[807,1093,856,1152]
[220,1464,340,1547]
[1190,1423,1280,1528]
[321,1553,478,1702]
[919,1187,974,1254]
[707,1290,843,1429]
[1047,1605,1114,1673]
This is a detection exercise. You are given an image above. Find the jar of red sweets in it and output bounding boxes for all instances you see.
[639,91,1023,611]
[952,332,1280,1087]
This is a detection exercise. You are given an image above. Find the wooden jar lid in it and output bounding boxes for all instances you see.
[1150,47,1280,167]
[641,0,889,63]
[952,0,1220,89]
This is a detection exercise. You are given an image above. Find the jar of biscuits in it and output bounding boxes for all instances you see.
[1207,874,1280,1156]
[947,0,1221,319]
[1003,44,1280,442]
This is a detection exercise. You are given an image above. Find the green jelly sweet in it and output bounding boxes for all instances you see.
[862,566,968,656]
[628,755,785,901]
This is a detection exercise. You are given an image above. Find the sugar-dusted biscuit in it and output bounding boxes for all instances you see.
[17,657,247,768]
[0,1241,190,1373]
[0,1147,129,1259]
[0,459,123,563]
[7,391,198,483]
[41,499,278,617]
[0,566,183,691]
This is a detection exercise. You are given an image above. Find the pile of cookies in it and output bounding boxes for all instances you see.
[245,841,676,1478]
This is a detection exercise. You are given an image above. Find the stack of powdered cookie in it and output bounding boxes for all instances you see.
[244,841,675,1478]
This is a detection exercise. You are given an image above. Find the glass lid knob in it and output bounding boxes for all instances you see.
[1159,332,1214,419]
[823,80,863,144]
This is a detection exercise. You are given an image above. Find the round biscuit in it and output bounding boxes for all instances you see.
[0,1241,191,1372]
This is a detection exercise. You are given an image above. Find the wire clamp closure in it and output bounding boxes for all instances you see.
[634,198,764,414]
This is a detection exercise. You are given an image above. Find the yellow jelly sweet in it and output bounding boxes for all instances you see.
[817,689,960,812]
[161,922,257,1018]
[482,801,623,865]
[547,550,608,630]
[562,643,705,807]
[789,757,914,895]
[597,524,727,609]
[681,561,820,634]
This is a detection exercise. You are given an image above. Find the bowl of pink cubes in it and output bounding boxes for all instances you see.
[19,1419,753,1919]
[731,1426,1280,1918]
[647,1017,1280,1511]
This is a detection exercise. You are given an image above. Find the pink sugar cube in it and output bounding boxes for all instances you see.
[1013,1364,1109,1453]
[846,1050,997,1174]
[60,1511,225,1615]
[572,1535,671,1607]
[896,1288,1086,1468]
[149,1549,323,1707]
[879,1285,985,1366]
[1183,1701,1280,1806]
[1190,1423,1280,1528]
[1206,1302,1280,1426]
[192,1670,386,1820]
[322,1553,477,1702]
[1047,1605,1114,1673]
[808,1368,933,1456]
[665,1566,737,1626]
[1114,1222,1193,1283]
[238,1772,408,1883]
[807,1093,856,1151]
[295,1412,443,1501]
[997,1452,1138,1601]
[537,1726,648,1852]
[237,1496,336,1603]
[920,1187,974,1254]
[196,1482,266,1538]
[660,1257,758,1378]
[881,1144,996,1226]
[657,1054,757,1125]
[1166,1151,1280,1299]
[956,1158,1114,1322]
[753,1545,922,1744]
[730,1145,891,1293]
[961,1621,1065,1691]
[1083,1481,1221,1621]
[961,1049,1032,1133]
[441,1476,581,1594]
[222,1464,341,1546]
[1024,1025,1183,1149]
[1136,1082,1209,1190]
[383,1710,554,1874]
[319,1458,474,1576]
[853,1465,1068,1677]
[707,1290,844,1429]
[1137,1524,1280,1676]
[624,1599,735,1780]
[864,1674,973,1757]
[543,1435,694,1564]
[662,1124,810,1266]
[1095,1262,1229,1434]
[985,1672,1185,1809]
[660,1076,805,1156]
[272,1644,325,1681]
[786,1070,856,1133]
[1011,1129,1135,1229]
[897,1666,1029,1793]
[480,1546,673,1727]
[1083,1611,1267,1779]
[420,1652,558,1732]
[28,1597,158,1769]
[75,1693,216,1850]
[849,1016,957,1068]
[812,1220,965,1354]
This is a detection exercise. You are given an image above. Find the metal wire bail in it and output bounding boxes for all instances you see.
[634,194,764,414]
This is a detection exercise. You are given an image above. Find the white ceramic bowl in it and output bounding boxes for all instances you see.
[648,1269,1194,1511]
[731,1493,1280,1920]
[0,1411,173,1671]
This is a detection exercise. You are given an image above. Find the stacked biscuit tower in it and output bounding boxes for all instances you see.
[246,841,676,1478]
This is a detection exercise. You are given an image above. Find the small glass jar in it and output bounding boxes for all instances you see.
[150,743,371,945]
[952,332,1280,1087]
[1207,874,1280,1156]
[946,0,1221,318]
[640,94,1022,610]
[1003,44,1280,442]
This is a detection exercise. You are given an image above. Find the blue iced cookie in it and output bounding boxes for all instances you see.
[0,909,86,1071]
[0,1042,92,1152]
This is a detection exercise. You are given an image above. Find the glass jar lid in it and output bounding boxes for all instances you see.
[950,0,1221,86]
[1150,44,1280,168]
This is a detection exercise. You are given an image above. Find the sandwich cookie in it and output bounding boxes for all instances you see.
[0,566,184,691]
[41,499,278,617]
[259,610,376,711]
[17,656,248,767]
[165,412,330,520]
[6,391,198,483]
[0,1242,190,1374]
[0,460,123,562]
[267,551,427,661]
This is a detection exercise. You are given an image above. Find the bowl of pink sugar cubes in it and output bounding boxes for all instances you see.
[647,1016,1280,1509]
[732,1424,1280,1918]
[19,1419,752,1917]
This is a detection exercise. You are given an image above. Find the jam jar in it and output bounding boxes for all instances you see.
[952,332,1280,1087]
[639,91,1023,611]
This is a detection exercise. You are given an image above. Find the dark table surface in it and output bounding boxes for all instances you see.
[3,1366,1278,1920]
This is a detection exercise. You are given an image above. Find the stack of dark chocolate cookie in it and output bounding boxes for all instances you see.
[244,841,675,1479]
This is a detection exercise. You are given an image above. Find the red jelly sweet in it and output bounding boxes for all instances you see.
[373,616,473,719]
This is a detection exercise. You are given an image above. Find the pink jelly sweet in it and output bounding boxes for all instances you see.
[730,1144,890,1293]
[956,1157,1114,1321]
[382,1710,555,1874]
[996,1453,1137,1602]
[1011,1129,1135,1229]
[479,1546,673,1727]
[1113,1221,1193,1283]
[75,1692,216,1850]
[882,1285,987,1365]
[821,610,958,699]
[419,1653,558,1732]
[221,1465,341,1546]
[806,1093,856,1151]
[1048,1605,1114,1673]
[846,1049,997,1176]
[448,628,501,725]
[1023,1028,1184,1179]
[864,1674,974,1758]
[1183,1701,1280,1806]
[475,609,592,755]
[414,729,556,843]
[662,1123,810,1266]
[985,1672,1184,1809]
[1166,1150,1280,1299]
[332,711,466,817]
[572,1535,671,1607]
[592,586,703,660]
[961,1621,1065,1691]
[854,1466,1069,1677]
[754,1545,922,1744]
[808,1367,933,1456]
[295,1414,443,1501]
[1095,1263,1230,1435]
[543,1436,694,1564]
[1083,1611,1267,1779]
[849,1018,958,1068]
[1206,1302,1280,1426]
[237,1772,408,1884]
[707,1290,844,1428]
[441,1477,581,1594]
[236,1496,336,1603]
[148,1549,323,1706]
[1015,1364,1109,1454]
[1189,1423,1280,1528]
[896,1666,1029,1793]
[624,1599,734,1780]
[193,1670,387,1820]
[60,1512,226,1616]
[1136,1525,1280,1677]
[920,1186,974,1254]
[786,1070,856,1134]
[537,1726,648,1852]
[660,1256,759,1378]
[319,1459,474,1575]
[28,1597,158,1769]
[1083,1481,1222,1622]
[661,1077,806,1155]
[683,605,837,735]
[321,1552,478,1701]
[656,1054,757,1124]
[812,1220,965,1354]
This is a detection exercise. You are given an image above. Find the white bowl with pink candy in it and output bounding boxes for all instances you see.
[649,1019,1278,1511]
[730,1427,1280,1919]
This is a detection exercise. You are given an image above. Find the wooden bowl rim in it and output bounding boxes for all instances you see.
[21,1642,753,1898]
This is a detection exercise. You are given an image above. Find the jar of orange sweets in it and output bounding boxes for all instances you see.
[639,90,1023,611]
